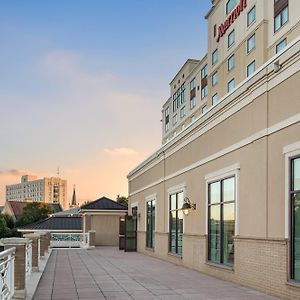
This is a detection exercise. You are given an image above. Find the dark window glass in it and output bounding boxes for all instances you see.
[292,157,300,281]
[208,177,235,266]
[247,6,256,27]
[146,200,155,248]
[169,191,184,256]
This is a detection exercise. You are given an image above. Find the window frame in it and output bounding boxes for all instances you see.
[227,78,235,93]
[212,49,218,65]
[212,71,218,87]
[247,6,256,27]
[228,54,235,72]
[247,33,256,54]
[274,5,289,33]
[145,196,156,249]
[276,38,287,53]
[205,164,240,268]
[212,93,218,106]
[247,60,256,77]
[168,184,186,257]
[228,30,235,48]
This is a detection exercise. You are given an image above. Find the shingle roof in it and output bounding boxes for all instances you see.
[53,207,80,216]
[8,201,63,220]
[18,216,81,231]
[81,196,127,210]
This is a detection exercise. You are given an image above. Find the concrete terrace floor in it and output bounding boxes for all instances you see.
[33,247,279,300]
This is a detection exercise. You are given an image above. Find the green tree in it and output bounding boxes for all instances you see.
[116,195,128,206]
[0,214,20,238]
[16,203,53,227]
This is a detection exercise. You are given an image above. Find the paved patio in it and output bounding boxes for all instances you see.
[33,247,278,300]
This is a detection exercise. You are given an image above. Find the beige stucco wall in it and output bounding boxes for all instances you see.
[128,38,300,299]
[90,215,120,246]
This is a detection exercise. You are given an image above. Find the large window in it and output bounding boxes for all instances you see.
[146,199,155,249]
[247,34,256,54]
[212,71,218,87]
[226,0,237,14]
[228,54,235,71]
[228,78,235,93]
[212,49,218,65]
[247,60,256,77]
[212,93,218,106]
[201,65,208,79]
[274,2,289,32]
[276,38,287,53]
[172,83,186,112]
[169,191,184,256]
[201,85,208,99]
[291,157,300,281]
[228,30,235,48]
[208,177,235,266]
[247,6,256,27]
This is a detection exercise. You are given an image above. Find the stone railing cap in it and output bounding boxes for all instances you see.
[23,233,40,238]
[0,237,31,245]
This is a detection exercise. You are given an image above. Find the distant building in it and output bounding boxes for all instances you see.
[3,200,63,222]
[6,175,67,209]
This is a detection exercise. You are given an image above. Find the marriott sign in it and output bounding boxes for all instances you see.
[217,0,247,43]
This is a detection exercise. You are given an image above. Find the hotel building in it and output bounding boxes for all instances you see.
[6,175,67,209]
[127,0,300,298]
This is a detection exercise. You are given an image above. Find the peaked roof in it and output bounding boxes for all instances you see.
[71,186,77,206]
[7,201,63,220]
[18,216,81,231]
[81,196,127,210]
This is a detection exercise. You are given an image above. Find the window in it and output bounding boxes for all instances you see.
[228,30,235,48]
[291,157,300,281]
[247,34,256,53]
[212,93,218,106]
[201,85,208,99]
[165,107,170,132]
[276,38,287,53]
[172,83,186,112]
[190,78,196,90]
[146,199,155,248]
[169,191,184,255]
[274,5,289,32]
[228,54,235,71]
[228,79,235,93]
[208,177,235,266]
[212,49,218,65]
[247,6,256,27]
[191,115,195,123]
[247,60,256,77]
[202,106,208,114]
[180,106,186,118]
[226,0,237,14]
[201,65,208,79]
[173,114,178,125]
[212,71,218,86]
[190,97,196,110]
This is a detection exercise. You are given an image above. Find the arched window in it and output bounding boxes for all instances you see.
[226,0,237,14]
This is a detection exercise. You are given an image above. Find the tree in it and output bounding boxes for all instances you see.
[116,195,128,206]
[0,214,19,238]
[16,202,53,227]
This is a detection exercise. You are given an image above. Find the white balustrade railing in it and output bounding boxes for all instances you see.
[50,233,89,248]
[0,247,16,300]
[25,242,32,279]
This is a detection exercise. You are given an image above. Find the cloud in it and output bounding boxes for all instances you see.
[39,50,115,86]
[104,147,138,156]
[0,169,27,177]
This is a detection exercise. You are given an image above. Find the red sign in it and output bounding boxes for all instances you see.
[217,0,247,43]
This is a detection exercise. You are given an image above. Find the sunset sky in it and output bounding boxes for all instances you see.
[0,0,210,205]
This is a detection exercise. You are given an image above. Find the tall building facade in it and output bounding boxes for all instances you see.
[128,0,300,299]
[162,0,297,145]
[6,175,67,209]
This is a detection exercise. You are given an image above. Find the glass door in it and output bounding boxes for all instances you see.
[125,207,137,252]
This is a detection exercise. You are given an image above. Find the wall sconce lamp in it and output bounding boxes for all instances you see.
[182,197,196,215]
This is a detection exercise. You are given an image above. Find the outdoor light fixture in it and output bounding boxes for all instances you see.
[182,197,196,215]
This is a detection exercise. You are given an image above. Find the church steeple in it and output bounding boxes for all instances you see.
[69,185,78,208]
